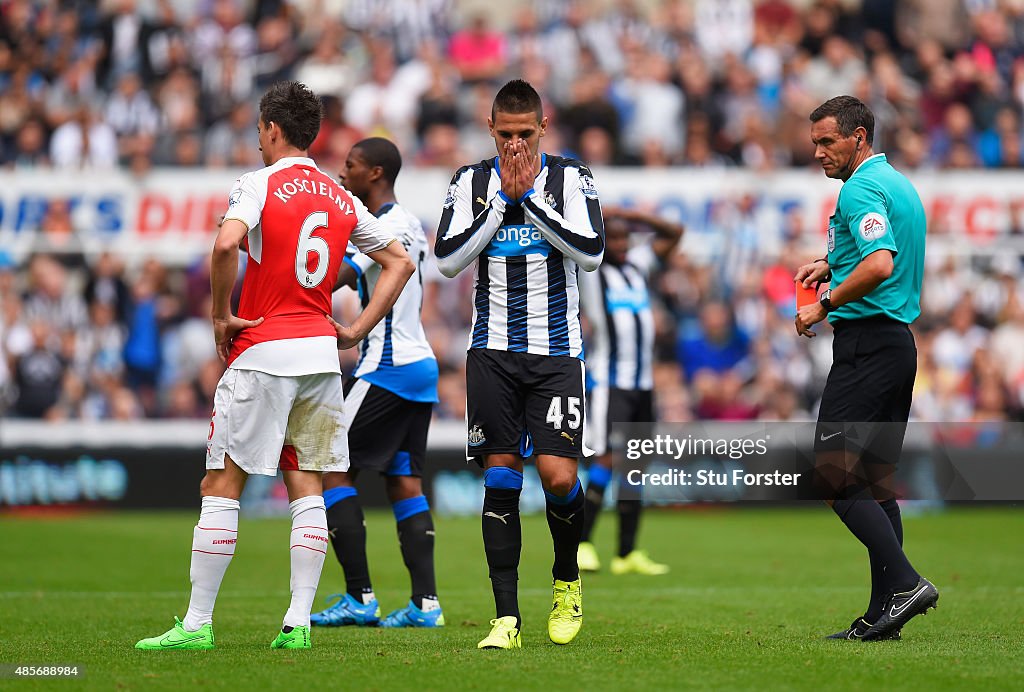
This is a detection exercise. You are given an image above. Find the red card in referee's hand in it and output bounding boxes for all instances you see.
[796,281,818,309]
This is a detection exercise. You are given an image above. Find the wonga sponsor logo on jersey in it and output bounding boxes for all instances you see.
[485,225,551,257]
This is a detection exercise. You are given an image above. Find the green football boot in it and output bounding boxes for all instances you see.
[577,541,601,572]
[548,578,583,645]
[477,616,522,650]
[271,626,311,650]
[135,618,214,651]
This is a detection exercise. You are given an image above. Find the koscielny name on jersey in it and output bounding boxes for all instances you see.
[268,177,357,213]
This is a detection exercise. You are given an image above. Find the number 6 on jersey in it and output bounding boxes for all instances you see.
[295,211,329,288]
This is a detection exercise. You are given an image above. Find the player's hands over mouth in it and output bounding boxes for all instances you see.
[499,141,519,201]
[325,314,364,350]
[213,315,265,361]
[795,302,826,338]
[513,140,537,200]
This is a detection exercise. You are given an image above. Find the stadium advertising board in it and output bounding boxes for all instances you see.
[3,422,1020,512]
[1,168,1022,264]
[0,444,464,512]
[0,449,203,510]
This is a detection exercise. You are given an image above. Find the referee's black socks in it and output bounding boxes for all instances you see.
[832,490,918,596]
[482,467,523,626]
[324,486,374,601]
[879,497,904,545]
[866,498,906,621]
[546,478,584,582]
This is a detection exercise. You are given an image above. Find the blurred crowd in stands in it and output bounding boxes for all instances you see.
[2,0,1024,423]
[4,0,1024,170]
[3,232,1023,424]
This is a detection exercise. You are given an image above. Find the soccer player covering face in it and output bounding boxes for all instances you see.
[434,79,605,649]
[577,208,683,577]
[795,95,937,642]
[309,138,444,629]
[135,82,414,651]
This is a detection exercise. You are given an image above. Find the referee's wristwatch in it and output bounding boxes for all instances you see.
[819,288,836,312]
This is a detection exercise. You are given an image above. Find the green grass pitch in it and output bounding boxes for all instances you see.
[2,507,1022,690]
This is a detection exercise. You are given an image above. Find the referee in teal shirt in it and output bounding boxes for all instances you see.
[795,96,938,642]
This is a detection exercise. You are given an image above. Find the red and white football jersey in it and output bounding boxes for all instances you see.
[221,156,394,375]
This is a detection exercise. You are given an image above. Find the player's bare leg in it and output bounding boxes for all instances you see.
[386,474,421,503]
[380,474,444,627]
[199,456,248,500]
[537,454,584,645]
[272,469,329,649]
[478,453,524,649]
[136,456,247,650]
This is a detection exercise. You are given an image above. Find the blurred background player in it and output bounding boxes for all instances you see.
[577,207,683,576]
[310,137,443,629]
[136,82,413,651]
[435,79,605,650]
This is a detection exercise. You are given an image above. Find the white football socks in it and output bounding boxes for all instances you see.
[283,495,329,629]
[183,496,240,631]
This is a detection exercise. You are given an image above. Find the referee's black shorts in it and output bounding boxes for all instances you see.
[815,316,917,465]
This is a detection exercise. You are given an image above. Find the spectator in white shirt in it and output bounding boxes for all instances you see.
[49,104,118,170]
[344,44,423,151]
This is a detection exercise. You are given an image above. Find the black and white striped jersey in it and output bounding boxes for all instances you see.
[345,203,437,403]
[579,245,658,390]
[434,154,605,359]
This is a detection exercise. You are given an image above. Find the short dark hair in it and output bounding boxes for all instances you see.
[809,95,875,144]
[353,137,402,185]
[259,81,323,150]
[491,79,543,122]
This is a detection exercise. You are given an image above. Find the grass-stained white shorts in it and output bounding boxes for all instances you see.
[206,368,348,476]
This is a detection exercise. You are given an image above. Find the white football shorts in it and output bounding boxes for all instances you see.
[205,368,348,476]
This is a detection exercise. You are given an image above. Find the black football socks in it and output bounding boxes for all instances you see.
[546,478,585,582]
[581,463,611,543]
[833,491,918,598]
[324,486,374,601]
[865,498,906,622]
[482,467,523,626]
[393,495,438,608]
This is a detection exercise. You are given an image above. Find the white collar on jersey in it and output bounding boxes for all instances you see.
[852,152,885,174]
[274,156,319,169]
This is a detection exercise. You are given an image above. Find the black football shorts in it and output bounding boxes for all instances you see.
[465,348,589,464]
[343,377,432,476]
[815,316,916,461]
